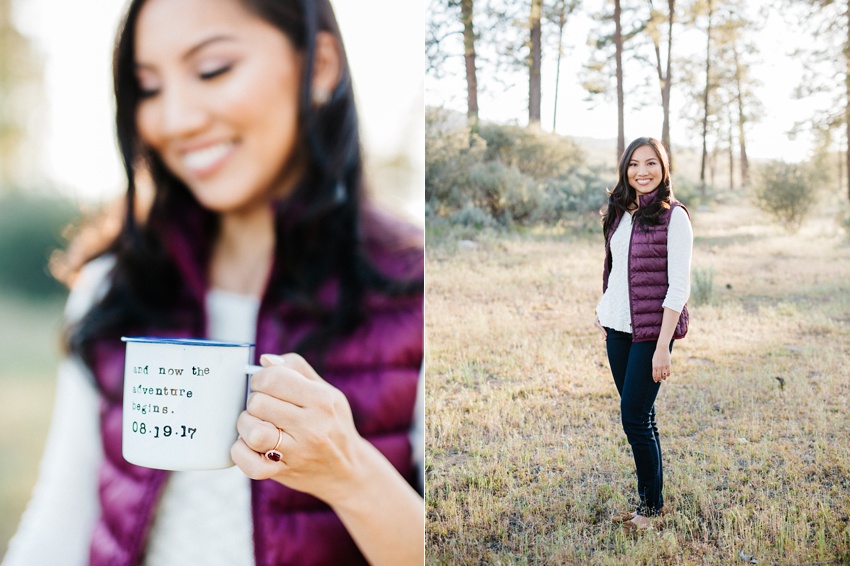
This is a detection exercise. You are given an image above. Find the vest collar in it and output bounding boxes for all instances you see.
[637,187,661,208]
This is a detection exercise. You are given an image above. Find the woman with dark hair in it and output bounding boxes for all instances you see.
[4,0,423,564]
[593,137,693,532]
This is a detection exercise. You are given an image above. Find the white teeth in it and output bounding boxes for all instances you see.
[183,143,233,172]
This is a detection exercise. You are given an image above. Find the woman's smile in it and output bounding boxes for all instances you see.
[180,140,237,178]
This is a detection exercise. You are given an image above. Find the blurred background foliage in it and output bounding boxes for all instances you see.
[0,190,79,297]
[1,0,62,556]
[0,189,72,556]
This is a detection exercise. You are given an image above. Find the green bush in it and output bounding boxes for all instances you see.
[534,169,608,223]
[752,162,815,230]
[691,266,715,306]
[672,177,702,209]
[425,108,486,214]
[466,160,547,224]
[838,200,850,234]
[0,191,79,298]
[477,123,584,181]
[448,202,496,229]
[425,108,609,230]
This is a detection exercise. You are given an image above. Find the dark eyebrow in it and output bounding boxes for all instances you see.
[135,35,238,70]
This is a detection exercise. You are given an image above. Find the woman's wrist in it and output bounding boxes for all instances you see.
[324,437,424,566]
[321,435,382,510]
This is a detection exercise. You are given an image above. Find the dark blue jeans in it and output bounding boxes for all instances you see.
[605,328,673,517]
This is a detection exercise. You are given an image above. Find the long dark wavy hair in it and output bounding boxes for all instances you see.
[66,0,422,366]
[601,137,675,241]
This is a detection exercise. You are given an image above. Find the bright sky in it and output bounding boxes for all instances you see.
[425,0,820,163]
[13,0,424,211]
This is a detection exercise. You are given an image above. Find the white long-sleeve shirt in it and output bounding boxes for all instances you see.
[3,257,424,566]
[596,206,693,334]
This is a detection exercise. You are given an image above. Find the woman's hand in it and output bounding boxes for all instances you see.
[652,347,672,383]
[231,353,368,504]
[231,353,425,566]
[593,316,608,339]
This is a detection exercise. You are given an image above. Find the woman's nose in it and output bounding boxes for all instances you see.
[159,84,207,138]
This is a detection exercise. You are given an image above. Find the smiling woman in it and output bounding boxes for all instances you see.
[3,1,424,565]
[594,137,693,533]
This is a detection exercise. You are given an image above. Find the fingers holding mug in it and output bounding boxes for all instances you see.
[232,410,295,478]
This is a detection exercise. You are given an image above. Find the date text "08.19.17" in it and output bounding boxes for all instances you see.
[131,422,196,439]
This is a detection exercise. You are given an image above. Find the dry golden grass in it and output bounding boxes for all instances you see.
[425,197,850,565]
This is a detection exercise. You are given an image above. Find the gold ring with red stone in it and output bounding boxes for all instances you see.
[265,427,283,462]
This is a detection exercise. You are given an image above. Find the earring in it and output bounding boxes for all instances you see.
[312,87,331,107]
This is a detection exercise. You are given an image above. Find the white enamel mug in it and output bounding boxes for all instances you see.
[121,337,260,471]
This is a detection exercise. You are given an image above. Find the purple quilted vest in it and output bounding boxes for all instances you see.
[603,189,689,343]
[86,208,423,565]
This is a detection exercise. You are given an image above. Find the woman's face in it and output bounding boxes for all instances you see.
[134,0,304,214]
[627,145,665,197]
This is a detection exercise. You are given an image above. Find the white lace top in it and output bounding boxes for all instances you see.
[596,206,693,334]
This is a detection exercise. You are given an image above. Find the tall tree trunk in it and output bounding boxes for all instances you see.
[734,45,749,187]
[845,0,850,199]
[650,0,674,165]
[661,0,674,154]
[699,0,713,197]
[553,0,567,132]
[529,0,543,125]
[615,0,625,158]
[728,110,734,191]
[708,149,717,187]
[664,0,674,155]
[461,0,479,129]
[731,44,749,187]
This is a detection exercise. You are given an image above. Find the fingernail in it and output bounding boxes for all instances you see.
[260,354,286,367]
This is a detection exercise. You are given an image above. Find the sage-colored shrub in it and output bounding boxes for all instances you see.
[691,266,716,306]
[477,123,584,181]
[425,108,487,214]
[752,162,814,230]
[425,107,606,228]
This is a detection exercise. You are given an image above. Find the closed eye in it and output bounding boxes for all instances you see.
[200,65,232,80]
[138,86,160,99]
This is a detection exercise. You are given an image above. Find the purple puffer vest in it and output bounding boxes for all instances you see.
[85,207,423,566]
[602,189,689,343]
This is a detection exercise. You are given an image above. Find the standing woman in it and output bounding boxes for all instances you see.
[593,137,693,532]
[4,0,423,564]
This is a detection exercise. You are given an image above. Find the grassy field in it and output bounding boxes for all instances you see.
[0,293,66,559]
[425,197,850,564]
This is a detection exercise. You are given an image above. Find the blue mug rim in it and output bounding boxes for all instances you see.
[121,336,254,348]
